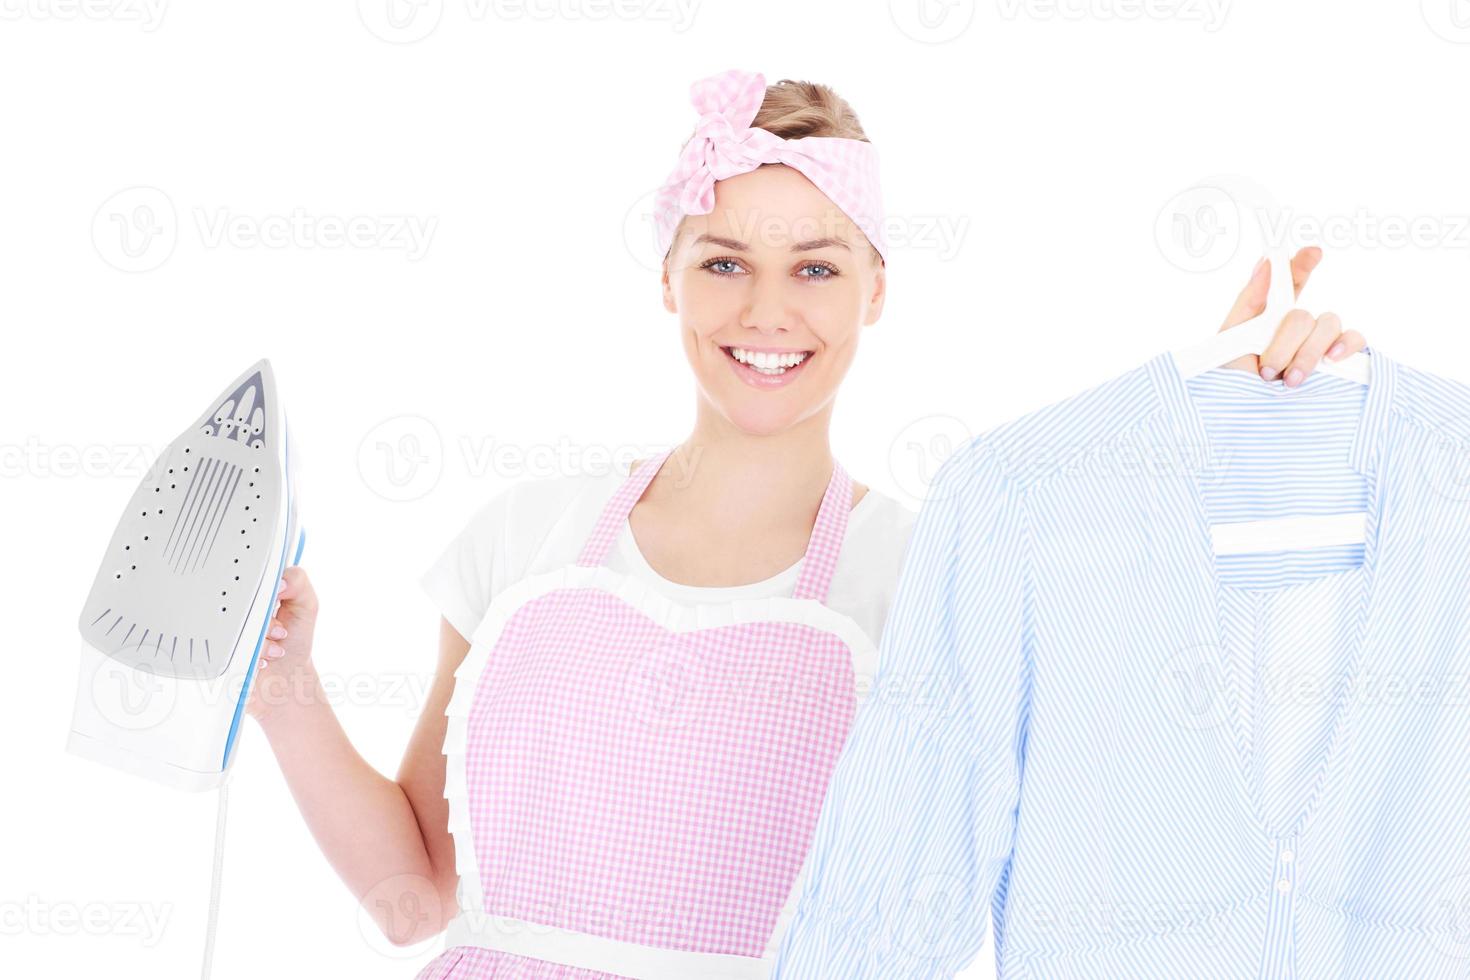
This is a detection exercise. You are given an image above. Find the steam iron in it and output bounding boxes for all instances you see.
[69,358,305,791]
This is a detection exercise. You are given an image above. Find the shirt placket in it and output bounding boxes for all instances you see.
[1258,833,1299,978]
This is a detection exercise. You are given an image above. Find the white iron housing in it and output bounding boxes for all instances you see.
[69,359,304,791]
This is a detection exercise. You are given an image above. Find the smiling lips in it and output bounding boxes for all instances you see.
[720,345,815,389]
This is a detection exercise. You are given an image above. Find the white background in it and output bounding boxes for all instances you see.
[4,1,1469,977]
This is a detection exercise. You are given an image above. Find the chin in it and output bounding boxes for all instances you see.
[724,413,799,437]
[689,343,836,435]
[709,395,823,437]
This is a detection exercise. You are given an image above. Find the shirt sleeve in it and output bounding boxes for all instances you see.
[418,484,519,643]
[772,434,1033,979]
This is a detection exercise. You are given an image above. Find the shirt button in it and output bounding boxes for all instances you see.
[1281,850,1294,863]
[1277,878,1292,893]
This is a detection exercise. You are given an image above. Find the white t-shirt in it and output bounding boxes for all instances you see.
[419,463,918,653]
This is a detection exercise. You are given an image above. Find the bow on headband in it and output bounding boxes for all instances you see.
[651,69,890,264]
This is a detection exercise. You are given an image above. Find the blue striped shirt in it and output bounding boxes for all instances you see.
[773,346,1470,978]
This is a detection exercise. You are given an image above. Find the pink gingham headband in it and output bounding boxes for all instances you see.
[652,68,890,264]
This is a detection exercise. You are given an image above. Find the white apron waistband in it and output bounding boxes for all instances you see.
[443,911,774,980]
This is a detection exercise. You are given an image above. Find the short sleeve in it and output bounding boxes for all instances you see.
[772,435,1033,978]
[418,485,519,642]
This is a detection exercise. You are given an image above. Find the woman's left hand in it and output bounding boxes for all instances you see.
[1217,246,1366,387]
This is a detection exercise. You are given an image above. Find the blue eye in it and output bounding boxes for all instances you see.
[700,258,743,277]
[697,257,841,280]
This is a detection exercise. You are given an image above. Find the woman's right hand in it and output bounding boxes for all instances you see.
[1216,246,1367,386]
[247,564,319,723]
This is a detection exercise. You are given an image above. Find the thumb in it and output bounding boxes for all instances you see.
[274,565,319,632]
[1218,246,1323,332]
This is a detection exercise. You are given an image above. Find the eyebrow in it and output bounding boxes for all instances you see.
[692,233,851,253]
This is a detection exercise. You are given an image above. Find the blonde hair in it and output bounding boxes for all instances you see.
[668,77,881,263]
[749,77,872,142]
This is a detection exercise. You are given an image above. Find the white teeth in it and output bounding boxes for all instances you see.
[727,347,812,375]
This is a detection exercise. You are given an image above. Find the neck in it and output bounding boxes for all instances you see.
[648,400,837,529]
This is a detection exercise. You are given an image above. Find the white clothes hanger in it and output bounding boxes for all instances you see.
[1168,176,1372,555]
[1172,245,1371,386]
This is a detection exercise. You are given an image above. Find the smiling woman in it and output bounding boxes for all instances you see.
[242,67,1371,980]
[657,73,890,434]
[387,69,920,980]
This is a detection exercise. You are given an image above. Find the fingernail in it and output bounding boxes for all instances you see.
[1252,255,1267,278]
[1260,364,1280,381]
[279,577,289,593]
[1285,367,1305,387]
[1327,341,1345,360]
[270,625,287,639]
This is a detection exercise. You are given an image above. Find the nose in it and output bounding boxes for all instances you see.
[740,273,794,335]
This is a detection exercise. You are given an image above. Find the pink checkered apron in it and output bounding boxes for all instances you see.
[416,449,865,980]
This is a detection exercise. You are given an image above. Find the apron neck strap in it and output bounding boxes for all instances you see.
[575,449,854,605]
[791,459,852,603]
[576,447,674,569]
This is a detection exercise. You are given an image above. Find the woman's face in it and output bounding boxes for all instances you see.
[662,164,886,437]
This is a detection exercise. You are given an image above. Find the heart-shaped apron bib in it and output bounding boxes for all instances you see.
[435,448,877,980]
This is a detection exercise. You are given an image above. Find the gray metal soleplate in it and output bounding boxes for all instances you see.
[78,360,284,680]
